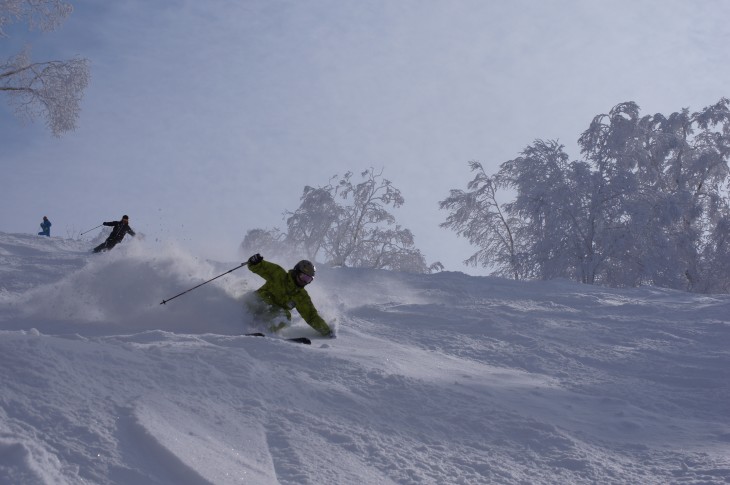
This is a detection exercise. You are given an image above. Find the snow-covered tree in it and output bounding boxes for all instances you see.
[0,0,72,34]
[500,140,584,281]
[441,141,623,283]
[442,99,730,293]
[322,169,405,267]
[291,168,433,272]
[243,168,437,273]
[439,161,526,279]
[284,184,343,261]
[239,227,287,259]
[579,99,730,290]
[1,0,89,136]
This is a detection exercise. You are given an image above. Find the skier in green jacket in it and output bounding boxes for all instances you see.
[246,253,335,338]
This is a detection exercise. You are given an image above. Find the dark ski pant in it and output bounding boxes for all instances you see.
[38,230,50,237]
[93,239,118,253]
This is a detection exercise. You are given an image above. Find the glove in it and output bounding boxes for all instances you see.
[248,253,263,265]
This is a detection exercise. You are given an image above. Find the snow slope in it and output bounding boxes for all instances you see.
[0,232,728,484]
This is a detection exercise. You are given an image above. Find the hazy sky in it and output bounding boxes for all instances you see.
[2,0,730,273]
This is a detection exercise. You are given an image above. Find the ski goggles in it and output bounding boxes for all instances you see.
[297,272,314,285]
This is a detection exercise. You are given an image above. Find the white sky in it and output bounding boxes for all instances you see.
[2,0,730,273]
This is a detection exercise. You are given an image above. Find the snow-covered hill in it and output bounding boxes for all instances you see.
[0,232,728,484]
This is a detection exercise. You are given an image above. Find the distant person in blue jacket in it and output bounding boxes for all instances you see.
[38,216,51,236]
[93,215,136,253]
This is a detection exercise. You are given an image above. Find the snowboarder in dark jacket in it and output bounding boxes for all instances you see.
[38,216,51,236]
[93,215,136,253]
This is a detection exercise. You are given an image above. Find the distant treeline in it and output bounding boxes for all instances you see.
[244,99,730,294]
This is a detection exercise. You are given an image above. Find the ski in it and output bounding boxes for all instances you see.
[287,337,312,345]
[245,332,311,345]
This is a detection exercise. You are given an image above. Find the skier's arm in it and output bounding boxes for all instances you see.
[127,227,136,237]
[248,259,285,281]
[295,294,332,336]
[102,221,116,227]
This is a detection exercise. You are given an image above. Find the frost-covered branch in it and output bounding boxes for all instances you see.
[1,48,89,135]
[0,0,73,36]
[1,1,89,136]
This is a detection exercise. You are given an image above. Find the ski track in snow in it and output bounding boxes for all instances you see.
[0,232,729,484]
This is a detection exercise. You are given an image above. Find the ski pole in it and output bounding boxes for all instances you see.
[80,224,103,236]
[160,262,248,305]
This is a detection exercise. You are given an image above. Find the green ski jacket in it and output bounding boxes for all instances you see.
[248,260,332,336]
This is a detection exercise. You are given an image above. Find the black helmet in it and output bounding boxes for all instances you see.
[294,260,316,277]
[293,260,315,286]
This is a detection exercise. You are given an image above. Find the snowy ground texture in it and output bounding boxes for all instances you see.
[0,232,729,485]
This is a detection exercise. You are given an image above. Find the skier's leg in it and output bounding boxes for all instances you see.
[243,293,291,334]
[267,307,291,333]
[93,239,113,253]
